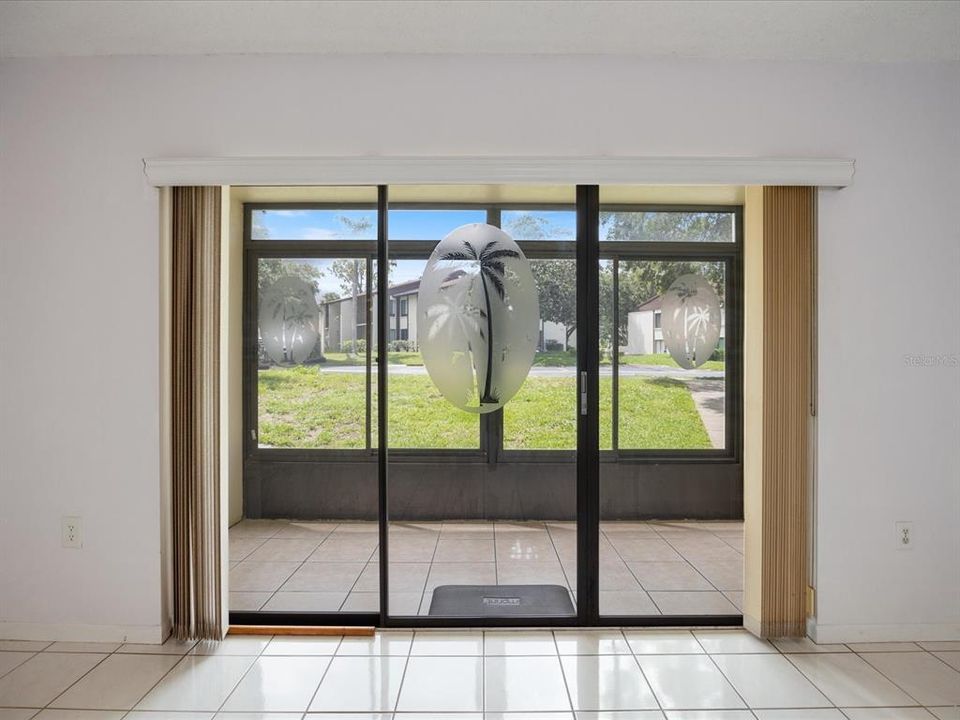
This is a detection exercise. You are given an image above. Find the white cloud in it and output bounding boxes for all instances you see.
[298,227,338,240]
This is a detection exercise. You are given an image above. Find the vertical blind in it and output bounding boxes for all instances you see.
[171,186,223,640]
[761,185,814,637]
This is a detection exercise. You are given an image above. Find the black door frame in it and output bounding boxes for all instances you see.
[230,184,742,628]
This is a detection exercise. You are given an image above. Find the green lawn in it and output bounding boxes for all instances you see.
[621,353,725,371]
[318,349,723,371]
[316,351,424,366]
[258,366,711,450]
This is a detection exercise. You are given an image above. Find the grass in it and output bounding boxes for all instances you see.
[621,353,725,371]
[258,365,711,450]
[319,349,724,371]
[316,351,424,366]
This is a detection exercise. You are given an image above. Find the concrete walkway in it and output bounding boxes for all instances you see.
[686,378,726,448]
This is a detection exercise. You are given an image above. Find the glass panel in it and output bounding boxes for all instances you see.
[503,258,577,450]
[251,209,378,240]
[599,259,614,451]
[502,210,576,241]
[256,257,372,449]
[386,187,577,620]
[600,256,738,619]
[235,245,379,617]
[616,259,726,450]
[600,211,735,243]
[386,258,481,450]
[388,209,486,239]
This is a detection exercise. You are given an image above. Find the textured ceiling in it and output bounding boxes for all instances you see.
[1,0,958,62]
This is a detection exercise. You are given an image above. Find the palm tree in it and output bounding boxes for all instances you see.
[439,239,519,405]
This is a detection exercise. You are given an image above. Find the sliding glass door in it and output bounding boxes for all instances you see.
[596,193,743,622]
[382,186,581,624]
[233,184,743,627]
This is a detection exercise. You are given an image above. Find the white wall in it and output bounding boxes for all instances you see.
[0,54,957,641]
[627,311,655,355]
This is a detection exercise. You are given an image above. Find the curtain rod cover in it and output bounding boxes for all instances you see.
[143,155,855,188]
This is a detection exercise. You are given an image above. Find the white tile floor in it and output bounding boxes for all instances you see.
[1,630,958,718]
[229,520,745,616]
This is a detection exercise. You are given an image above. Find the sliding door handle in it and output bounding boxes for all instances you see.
[580,371,588,416]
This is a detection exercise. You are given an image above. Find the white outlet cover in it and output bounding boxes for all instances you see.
[895,521,913,550]
[61,515,82,549]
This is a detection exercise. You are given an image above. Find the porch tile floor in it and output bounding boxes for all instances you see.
[229,519,744,616]
[1,630,957,716]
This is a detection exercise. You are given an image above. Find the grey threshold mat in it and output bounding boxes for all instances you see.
[428,584,575,617]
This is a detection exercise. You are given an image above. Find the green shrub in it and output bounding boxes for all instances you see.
[388,339,416,352]
[341,338,367,355]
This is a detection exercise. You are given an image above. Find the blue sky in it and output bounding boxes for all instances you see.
[256,208,578,298]
[253,208,577,241]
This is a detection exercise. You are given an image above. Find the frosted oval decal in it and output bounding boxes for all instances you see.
[662,273,722,369]
[419,223,539,414]
[259,275,320,364]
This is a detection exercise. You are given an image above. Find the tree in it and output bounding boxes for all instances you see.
[530,260,577,349]
[601,211,727,351]
[440,238,519,406]
[258,259,323,294]
[505,213,577,350]
[600,210,732,244]
[328,215,373,357]
[252,210,271,240]
[253,213,324,295]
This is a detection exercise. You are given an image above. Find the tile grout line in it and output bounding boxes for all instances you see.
[781,649,929,711]
[35,648,117,714]
[691,631,766,713]
[551,629,577,714]
[623,627,666,715]
[655,529,728,594]
[302,634,344,716]
[235,521,318,611]
[606,525,665,616]
[854,648,933,709]
[209,632,275,715]
[544,521,577,602]
[392,628,415,714]
[492,522,501,592]
[481,629,486,715]
[0,649,38,682]
[233,532,274,612]
[115,642,199,720]
[655,526,740,609]
[414,524,442,616]
[339,524,378,612]
[279,521,340,612]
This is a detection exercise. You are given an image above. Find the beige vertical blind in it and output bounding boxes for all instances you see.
[171,186,222,640]
[760,186,814,637]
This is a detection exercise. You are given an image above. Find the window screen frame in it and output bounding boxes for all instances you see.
[243,201,741,465]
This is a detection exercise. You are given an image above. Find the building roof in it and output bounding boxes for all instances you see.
[635,295,663,313]
[322,278,420,306]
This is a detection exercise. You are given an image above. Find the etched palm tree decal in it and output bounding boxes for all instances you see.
[423,273,485,402]
[662,274,722,370]
[419,224,539,414]
[259,276,320,365]
[273,289,314,361]
[439,239,520,405]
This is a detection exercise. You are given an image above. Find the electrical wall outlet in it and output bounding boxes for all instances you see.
[895,521,913,549]
[61,516,82,549]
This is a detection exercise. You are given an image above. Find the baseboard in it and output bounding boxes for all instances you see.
[808,619,960,644]
[0,621,166,644]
